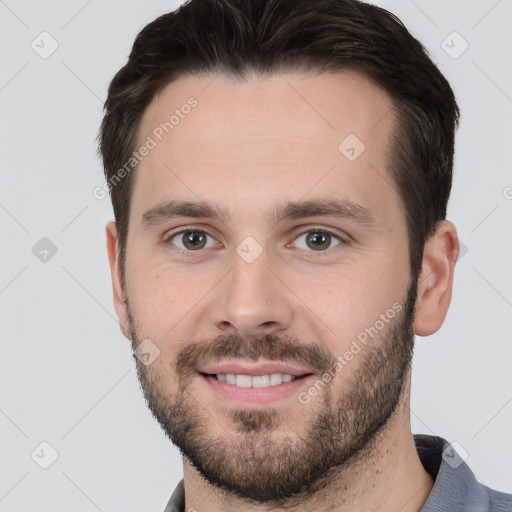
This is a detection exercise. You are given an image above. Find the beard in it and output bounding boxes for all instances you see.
[127,279,417,506]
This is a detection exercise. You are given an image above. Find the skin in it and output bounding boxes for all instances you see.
[106,70,459,511]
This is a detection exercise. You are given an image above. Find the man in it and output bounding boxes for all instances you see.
[98,0,512,510]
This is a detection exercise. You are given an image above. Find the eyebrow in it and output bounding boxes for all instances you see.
[140,200,230,228]
[140,198,377,230]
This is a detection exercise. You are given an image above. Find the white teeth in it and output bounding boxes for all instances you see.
[270,373,282,385]
[252,375,270,388]
[236,375,252,387]
[215,373,298,387]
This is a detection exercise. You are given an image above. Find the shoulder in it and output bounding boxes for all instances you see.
[414,434,512,512]
[486,486,512,512]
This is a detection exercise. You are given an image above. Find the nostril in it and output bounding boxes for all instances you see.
[217,320,235,331]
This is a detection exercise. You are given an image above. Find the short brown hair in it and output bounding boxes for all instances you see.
[98,0,459,280]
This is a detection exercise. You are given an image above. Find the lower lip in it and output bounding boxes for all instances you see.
[200,374,315,406]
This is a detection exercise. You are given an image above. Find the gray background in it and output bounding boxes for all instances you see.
[1,0,511,510]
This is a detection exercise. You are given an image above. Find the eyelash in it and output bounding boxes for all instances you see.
[162,226,347,255]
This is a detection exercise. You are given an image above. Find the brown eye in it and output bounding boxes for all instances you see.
[294,231,342,252]
[169,230,216,251]
[306,232,331,250]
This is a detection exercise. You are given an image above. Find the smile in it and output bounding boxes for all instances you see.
[205,373,300,388]
[199,371,315,405]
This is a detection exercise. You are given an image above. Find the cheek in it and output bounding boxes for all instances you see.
[126,262,211,348]
[291,261,407,355]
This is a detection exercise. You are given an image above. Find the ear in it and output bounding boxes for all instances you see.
[106,221,131,339]
[413,220,459,336]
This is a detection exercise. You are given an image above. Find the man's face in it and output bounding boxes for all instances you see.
[119,71,416,502]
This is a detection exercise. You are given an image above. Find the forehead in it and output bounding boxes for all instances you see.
[138,69,394,154]
[131,70,400,227]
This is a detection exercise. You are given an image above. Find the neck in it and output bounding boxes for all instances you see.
[182,381,433,512]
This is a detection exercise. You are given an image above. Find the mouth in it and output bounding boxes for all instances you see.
[198,370,316,406]
[200,372,310,388]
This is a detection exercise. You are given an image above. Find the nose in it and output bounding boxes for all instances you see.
[210,248,294,338]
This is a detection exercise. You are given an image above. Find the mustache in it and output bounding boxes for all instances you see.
[174,333,337,380]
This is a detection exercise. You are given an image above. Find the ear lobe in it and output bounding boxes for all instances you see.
[106,221,131,339]
[413,221,459,337]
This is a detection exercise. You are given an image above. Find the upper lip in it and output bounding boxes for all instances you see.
[199,361,315,377]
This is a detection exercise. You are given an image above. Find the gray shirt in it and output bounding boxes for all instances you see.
[163,434,512,511]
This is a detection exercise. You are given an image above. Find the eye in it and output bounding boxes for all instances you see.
[292,230,343,252]
[166,230,218,251]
